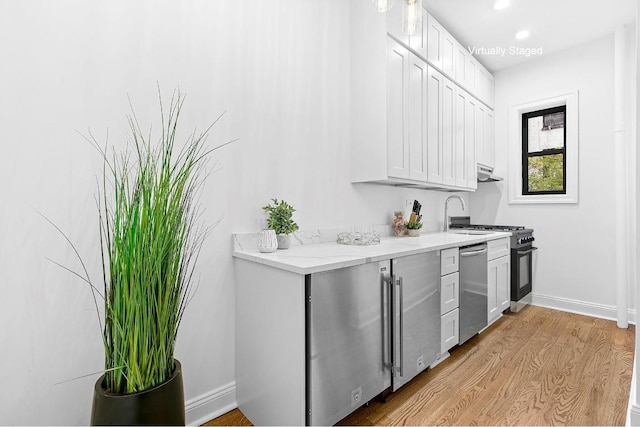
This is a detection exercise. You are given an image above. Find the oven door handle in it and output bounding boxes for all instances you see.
[517,247,538,255]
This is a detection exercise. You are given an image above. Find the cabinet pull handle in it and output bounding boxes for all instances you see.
[460,248,488,257]
[397,276,404,377]
[381,272,392,371]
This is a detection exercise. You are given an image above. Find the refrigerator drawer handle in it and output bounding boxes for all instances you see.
[460,248,488,257]
[382,272,392,371]
[397,276,404,378]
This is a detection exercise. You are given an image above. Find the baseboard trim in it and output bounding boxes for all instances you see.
[531,293,636,325]
[186,381,237,426]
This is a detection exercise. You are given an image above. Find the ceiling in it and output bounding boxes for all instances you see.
[423,0,636,72]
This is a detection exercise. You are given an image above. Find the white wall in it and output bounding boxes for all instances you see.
[470,34,630,318]
[0,1,469,424]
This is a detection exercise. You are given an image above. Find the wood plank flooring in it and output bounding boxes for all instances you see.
[205,306,635,426]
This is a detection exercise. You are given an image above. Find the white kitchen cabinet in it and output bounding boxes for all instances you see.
[441,272,459,314]
[440,247,460,355]
[475,105,494,169]
[454,41,467,88]
[441,247,459,275]
[484,109,494,169]
[488,255,510,325]
[426,12,444,70]
[465,95,478,190]
[454,88,468,188]
[350,4,489,191]
[408,53,429,181]
[427,65,443,184]
[465,55,476,94]
[488,238,510,260]
[442,75,456,186]
[387,38,410,179]
[441,308,460,354]
[442,31,456,78]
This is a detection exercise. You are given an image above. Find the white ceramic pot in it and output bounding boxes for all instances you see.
[407,229,420,237]
[257,229,278,253]
[277,234,291,249]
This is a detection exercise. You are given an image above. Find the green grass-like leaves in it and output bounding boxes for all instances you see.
[86,89,231,394]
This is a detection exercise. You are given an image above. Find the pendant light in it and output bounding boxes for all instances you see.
[402,0,422,35]
[371,0,394,12]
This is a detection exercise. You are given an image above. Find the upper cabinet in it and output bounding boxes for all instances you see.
[349,3,494,189]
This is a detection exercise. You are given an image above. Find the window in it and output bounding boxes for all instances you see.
[521,106,566,195]
[508,91,578,204]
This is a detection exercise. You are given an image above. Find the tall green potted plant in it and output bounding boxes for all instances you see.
[73,89,233,425]
[262,198,299,249]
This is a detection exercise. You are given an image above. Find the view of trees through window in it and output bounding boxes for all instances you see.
[522,106,566,195]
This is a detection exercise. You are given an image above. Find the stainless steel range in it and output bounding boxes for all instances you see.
[449,217,537,312]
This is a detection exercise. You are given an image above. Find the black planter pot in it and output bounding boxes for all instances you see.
[90,359,185,426]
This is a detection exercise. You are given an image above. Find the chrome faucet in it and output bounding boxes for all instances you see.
[444,195,466,232]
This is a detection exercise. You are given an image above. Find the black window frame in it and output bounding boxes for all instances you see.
[522,105,567,195]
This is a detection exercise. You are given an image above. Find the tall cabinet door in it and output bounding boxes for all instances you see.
[465,97,478,190]
[484,109,494,169]
[454,88,467,188]
[475,103,486,167]
[488,255,510,325]
[497,256,511,312]
[409,7,428,59]
[441,76,456,186]
[408,54,429,181]
[387,38,410,179]
[427,65,443,184]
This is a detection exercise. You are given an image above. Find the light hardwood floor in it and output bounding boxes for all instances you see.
[206,306,635,426]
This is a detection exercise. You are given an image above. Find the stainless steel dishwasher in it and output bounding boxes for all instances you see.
[458,243,488,344]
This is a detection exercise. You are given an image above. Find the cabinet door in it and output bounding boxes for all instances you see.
[484,109,494,169]
[465,56,477,94]
[427,65,443,184]
[465,96,478,190]
[497,256,511,312]
[441,308,459,354]
[387,38,410,179]
[488,255,510,325]
[409,7,428,60]
[427,13,443,70]
[454,88,467,188]
[442,31,456,77]
[408,54,429,181]
[475,103,486,167]
[455,42,467,88]
[475,67,486,104]
[441,76,456,186]
[441,272,459,314]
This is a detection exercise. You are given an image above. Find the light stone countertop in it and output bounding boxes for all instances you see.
[232,231,512,275]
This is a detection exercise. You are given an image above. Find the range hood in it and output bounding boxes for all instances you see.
[477,164,503,182]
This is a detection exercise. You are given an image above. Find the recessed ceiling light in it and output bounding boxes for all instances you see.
[494,0,509,10]
[516,30,530,40]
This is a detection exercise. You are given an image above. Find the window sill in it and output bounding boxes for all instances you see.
[509,193,578,205]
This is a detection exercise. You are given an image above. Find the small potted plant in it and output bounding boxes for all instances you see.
[262,198,299,249]
[406,221,423,237]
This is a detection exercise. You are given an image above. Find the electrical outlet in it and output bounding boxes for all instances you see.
[351,386,362,407]
[417,355,425,371]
